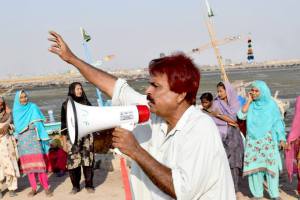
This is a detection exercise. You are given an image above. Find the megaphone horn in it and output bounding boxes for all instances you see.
[66,97,150,144]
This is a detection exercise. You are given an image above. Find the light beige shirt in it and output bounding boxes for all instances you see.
[112,79,236,200]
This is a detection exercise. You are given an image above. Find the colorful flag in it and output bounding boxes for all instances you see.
[205,0,214,17]
[103,55,115,61]
[81,27,91,42]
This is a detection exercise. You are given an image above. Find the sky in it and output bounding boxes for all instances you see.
[0,0,299,78]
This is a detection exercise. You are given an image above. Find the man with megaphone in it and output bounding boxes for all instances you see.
[48,31,236,200]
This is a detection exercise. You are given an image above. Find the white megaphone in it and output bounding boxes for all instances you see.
[66,97,150,144]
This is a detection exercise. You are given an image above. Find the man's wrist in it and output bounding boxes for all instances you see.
[131,145,144,161]
[68,54,79,65]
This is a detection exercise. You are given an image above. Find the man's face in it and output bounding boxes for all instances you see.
[145,74,180,117]
[74,84,83,97]
[201,99,212,110]
[217,86,227,100]
[19,92,28,105]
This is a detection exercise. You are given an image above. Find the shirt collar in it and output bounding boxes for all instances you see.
[174,105,195,131]
[160,105,196,135]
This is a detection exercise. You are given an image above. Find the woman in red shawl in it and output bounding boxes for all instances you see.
[285,96,300,194]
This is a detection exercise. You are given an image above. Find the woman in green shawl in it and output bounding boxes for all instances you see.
[237,81,286,200]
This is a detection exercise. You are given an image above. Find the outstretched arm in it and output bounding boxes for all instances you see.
[216,114,238,127]
[206,108,238,127]
[48,31,117,97]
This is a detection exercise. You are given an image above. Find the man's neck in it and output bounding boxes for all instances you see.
[165,103,191,133]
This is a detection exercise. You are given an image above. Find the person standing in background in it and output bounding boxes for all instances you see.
[0,96,20,198]
[199,92,214,113]
[61,82,95,194]
[237,81,286,200]
[285,96,300,196]
[12,90,53,197]
[212,81,244,199]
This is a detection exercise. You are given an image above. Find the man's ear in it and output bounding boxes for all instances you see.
[176,92,187,103]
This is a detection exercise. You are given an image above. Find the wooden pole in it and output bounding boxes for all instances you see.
[205,17,229,82]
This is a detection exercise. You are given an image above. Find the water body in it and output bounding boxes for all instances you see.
[4,66,300,128]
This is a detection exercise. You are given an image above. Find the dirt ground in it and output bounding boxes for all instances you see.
[1,169,125,200]
[238,170,299,200]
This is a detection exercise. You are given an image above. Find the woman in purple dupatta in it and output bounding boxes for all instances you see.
[212,81,244,196]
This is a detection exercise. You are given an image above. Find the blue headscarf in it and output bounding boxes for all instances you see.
[12,90,50,142]
[247,81,285,140]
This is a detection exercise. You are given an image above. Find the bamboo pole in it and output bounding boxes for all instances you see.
[205,17,229,82]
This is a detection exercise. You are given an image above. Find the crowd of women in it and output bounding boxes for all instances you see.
[200,80,300,200]
[0,79,299,199]
[0,82,95,198]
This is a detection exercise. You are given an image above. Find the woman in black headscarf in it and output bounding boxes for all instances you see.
[61,82,95,194]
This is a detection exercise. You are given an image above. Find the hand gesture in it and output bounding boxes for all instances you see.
[48,31,76,63]
[279,140,286,150]
[5,105,11,114]
[0,124,9,135]
[112,127,140,159]
[285,142,291,150]
[247,92,253,103]
[228,122,239,128]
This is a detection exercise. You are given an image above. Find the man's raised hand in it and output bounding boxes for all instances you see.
[48,31,76,64]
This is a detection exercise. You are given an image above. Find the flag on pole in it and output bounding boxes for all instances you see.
[103,55,115,62]
[205,0,214,17]
[80,27,91,42]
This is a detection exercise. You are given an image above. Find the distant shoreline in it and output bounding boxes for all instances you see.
[1,61,300,92]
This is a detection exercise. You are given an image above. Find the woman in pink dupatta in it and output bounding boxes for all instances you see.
[285,96,300,194]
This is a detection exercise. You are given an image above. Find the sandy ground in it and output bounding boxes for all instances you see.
[1,169,125,200]
[1,161,299,200]
[237,171,299,200]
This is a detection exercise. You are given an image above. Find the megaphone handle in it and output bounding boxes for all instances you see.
[113,148,123,155]
[113,123,135,155]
